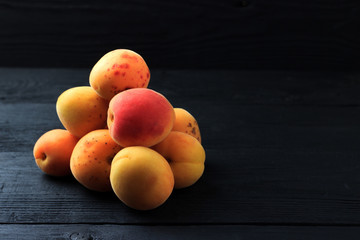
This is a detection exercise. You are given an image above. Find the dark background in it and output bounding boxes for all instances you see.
[0,0,359,70]
[1,1,360,239]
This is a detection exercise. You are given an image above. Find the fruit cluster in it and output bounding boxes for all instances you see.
[33,49,206,210]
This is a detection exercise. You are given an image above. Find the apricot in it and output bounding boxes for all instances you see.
[89,49,150,100]
[152,131,205,189]
[70,129,123,192]
[173,108,201,143]
[33,129,79,176]
[56,86,109,138]
[107,88,175,147]
[110,146,174,210]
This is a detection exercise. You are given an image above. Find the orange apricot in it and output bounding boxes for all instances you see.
[89,49,150,100]
[70,129,122,192]
[33,129,79,176]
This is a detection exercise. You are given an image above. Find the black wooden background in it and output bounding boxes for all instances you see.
[1,1,360,239]
[0,0,359,70]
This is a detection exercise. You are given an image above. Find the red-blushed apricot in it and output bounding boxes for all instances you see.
[173,108,201,143]
[56,86,109,138]
[110,146,174,210]
[33,129,79,176]
[89,49,150,100]
[70,129,123,192]
[107,88,175,147]
[152,131,205,189]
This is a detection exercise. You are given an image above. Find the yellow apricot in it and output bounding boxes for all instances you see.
[110,146,174,210]
[152,131,205,189]
[56,86,109,138]
[173,108,201,143]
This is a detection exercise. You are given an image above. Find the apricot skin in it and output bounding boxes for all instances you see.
[33,129,79,176]
[70,129,123,192]
[110,146,174,210]
[56,86,109,138]
[152,131,205,189]
[173,108,201,143]
[89,49,150,100]
[107,88,175,147]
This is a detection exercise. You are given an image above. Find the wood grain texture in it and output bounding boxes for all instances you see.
[1,68,360,229]
[1,148,360,224]
[1,224,360,240]
[1,68,360,105]
[0,0,359,70]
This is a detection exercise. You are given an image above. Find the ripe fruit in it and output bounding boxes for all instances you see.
[33,129,79,176]
[110,146,174,210]
[89,49,150,100]
[33,48,206,211]
[107,88,175,147]
[173,108,201,143]
[70,129,123,192]
[152,131,206,189]
[56,86,109,138]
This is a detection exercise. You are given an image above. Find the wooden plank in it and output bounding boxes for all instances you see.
[1,68,360,226]
[2,99,360,152]
[1,68,360,106]
[1,224,360,240]
[0,1,358,70]
[1,145,360,224]
[0,68,90,104]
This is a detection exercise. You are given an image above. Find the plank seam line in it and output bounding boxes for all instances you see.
[1,222,360,227]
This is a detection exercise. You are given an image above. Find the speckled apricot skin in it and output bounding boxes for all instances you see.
[33,129,79,176]
[110,146,174,210]
[173,108,201,143]
[56,86,109,138]
[107,88,175,147]
[152,131,205,189]
[89,49,150,100]
[70,129,123,192]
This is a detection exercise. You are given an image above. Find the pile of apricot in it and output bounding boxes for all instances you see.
[33,49,205,210]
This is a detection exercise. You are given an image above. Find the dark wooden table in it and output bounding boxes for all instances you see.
[1,68,360,239]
